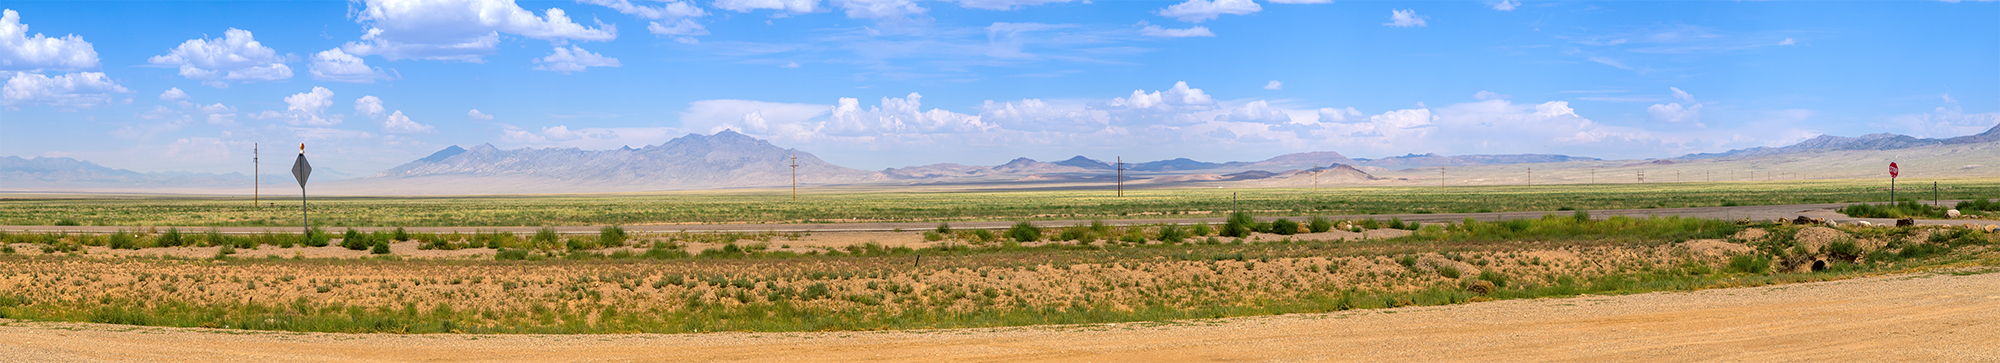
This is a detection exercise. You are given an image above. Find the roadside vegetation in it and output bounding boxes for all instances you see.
[0,215,1991,334]
[6,178,1998,227]
[1840,198,2000,219]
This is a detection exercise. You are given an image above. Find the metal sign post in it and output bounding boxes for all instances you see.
[1889,162,1899,206]
[293,144,312,235]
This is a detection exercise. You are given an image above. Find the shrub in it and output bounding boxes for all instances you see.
[1825,239,1863,262]
[1089,220,1112,235]
[1387,217,1405,230]
[1727,254,1771,274]
[1840,200,1946,219]
[54,219,79,226]
[972,229,996,243]
[1435,264,1460,279]
[1007,221,1041,242]
[108,230,136,250]
[340,229,371,251]
[935,223,952,234]
[158,228,184,248]
[923,231,945,241]
[1572,210,1591,223]
[643,246,690,259]
[598,226,627,247]
[1269,219,1300,235]
[392,227,410,242]
[1056,227,1093,243]
[1957,199,1998,212]
[1359,218,1382,230]
[1307,216,1333,233]
[304,228,331,247]
[1191,222,1214,236]
[1477,270,1509,288]
[532,227,560,248]
[370,240,391,255]
[1221,212,1256,238]
[494,249,531,260]
[1156,224,1189,244]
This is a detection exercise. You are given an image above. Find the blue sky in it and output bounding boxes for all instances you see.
[2,0,1995,177]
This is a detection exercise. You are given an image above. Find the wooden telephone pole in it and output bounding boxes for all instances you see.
[1312,164,1319,193]
[253,143,259,206]
[789,154,799,201]
[1116,157,1125,197]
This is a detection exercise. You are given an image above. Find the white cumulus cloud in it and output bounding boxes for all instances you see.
[1385,9,1427,27]
[1140,24,1215,37]
[1264,80,1283,90]
[468,109,494,120]
[147,28,293,88]
[714,0,821,13]
[159,87,189,102]
[945,0,1070,10]
[256,86,340,126]
[341,0,617,62]
[2,71,128,108]
[533,45,621,74]
[382,111,435,133]
[309,48,391,83]
[1267,0,1331,4]
[1157,0,1261,23]
[580,0,710,42]
[831,0,929,20]
[826,93,990,135]
[354,95,385,118]
[1492,0,1520,11]
[1646,102,1703,126]
[0,10,101,71]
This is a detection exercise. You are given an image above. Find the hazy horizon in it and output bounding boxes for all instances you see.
[2,1,1996,176]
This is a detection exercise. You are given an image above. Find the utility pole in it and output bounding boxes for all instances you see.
[1116,156,1125,197]
[1312,164,1319,193]
[1591,169,1596,184]
[789,153,799,201]
[1526,167,1531,186]
[1440,167,1446,191]
[253,143,259,206]
[1638,170,1645,184]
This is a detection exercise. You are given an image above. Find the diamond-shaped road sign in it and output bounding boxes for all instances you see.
[292,153,311,188]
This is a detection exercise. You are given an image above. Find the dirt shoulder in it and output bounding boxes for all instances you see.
[4,270,1996,362]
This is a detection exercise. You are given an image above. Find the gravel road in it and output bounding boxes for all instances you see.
[4,270,1996,362]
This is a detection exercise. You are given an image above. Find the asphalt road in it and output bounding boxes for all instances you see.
[6,201,1994,234]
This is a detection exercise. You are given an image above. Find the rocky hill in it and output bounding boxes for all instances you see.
[1679,124,2000,159]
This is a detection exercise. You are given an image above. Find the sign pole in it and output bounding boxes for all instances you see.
[1889,162,1899,207]
[293,144,313,236]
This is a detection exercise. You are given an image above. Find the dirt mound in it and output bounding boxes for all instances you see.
[1793,227,1847,254]
[1732,228,1769,241]
[1681,239,1753,257]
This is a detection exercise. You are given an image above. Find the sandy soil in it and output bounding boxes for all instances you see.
[3,270,1995,362]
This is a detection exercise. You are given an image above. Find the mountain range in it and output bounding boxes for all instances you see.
[6,124,1997,194]
[1678,124,2000,159]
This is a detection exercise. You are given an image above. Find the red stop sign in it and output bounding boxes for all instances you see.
[1889,162,1899,178]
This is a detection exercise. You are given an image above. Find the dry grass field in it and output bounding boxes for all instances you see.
[1,214,1994,336]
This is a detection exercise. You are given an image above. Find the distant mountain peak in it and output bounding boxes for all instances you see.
[416,145,467,163]
[1053,156,1112,169]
